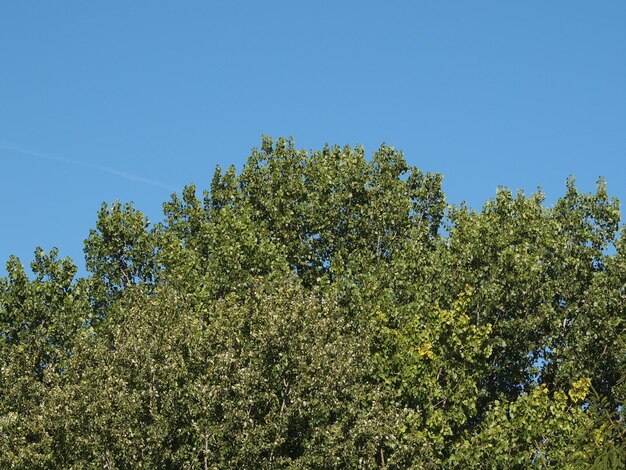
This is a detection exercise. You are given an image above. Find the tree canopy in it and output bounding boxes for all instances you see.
[1,137,624,468]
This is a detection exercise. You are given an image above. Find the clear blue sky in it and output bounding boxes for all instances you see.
[1,1,625,274]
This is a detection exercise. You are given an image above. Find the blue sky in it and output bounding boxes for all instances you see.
[1,1,625,274]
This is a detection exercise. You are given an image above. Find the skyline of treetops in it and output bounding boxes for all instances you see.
[1,137,624,467]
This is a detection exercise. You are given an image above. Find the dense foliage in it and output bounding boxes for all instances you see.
[1,137,624,468]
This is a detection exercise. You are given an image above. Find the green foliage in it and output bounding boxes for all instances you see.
[84,201,157,299]
[1,136,624,467]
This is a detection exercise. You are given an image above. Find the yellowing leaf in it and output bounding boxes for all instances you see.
[417,343,435,359]
[568,377,592,403]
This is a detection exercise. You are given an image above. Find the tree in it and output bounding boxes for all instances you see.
[1,137,624,468]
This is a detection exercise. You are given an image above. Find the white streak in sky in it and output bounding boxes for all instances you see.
[0,143,176,191]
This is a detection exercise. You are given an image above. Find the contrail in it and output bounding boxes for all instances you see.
[0,143,177,191]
